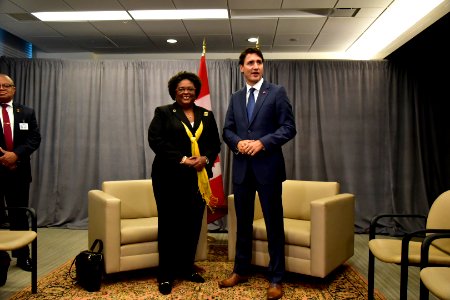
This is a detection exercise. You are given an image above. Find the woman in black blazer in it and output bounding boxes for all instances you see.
[148,71,221,295]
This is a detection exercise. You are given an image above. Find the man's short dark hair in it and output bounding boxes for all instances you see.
[239,47,264,65]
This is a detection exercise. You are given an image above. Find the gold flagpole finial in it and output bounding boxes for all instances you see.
[202,38,206,56]
[256,37,260,49]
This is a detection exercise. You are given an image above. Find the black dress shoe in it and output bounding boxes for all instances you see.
[188,272,205,283]
[158,281,172,295]
[17,257,33,272]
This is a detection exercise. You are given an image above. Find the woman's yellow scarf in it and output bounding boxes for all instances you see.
[182,121,217,211]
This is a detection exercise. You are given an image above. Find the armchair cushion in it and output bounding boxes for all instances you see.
[121,218,157,245]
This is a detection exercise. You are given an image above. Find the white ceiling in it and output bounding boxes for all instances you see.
[0,0,448,59]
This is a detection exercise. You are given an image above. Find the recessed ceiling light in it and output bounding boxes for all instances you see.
[247,37,259,43]
[167,39,178,44]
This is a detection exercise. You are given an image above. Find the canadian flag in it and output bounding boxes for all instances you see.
[196,53,226,223]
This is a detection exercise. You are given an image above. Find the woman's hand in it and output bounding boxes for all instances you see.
[184,156,207,171]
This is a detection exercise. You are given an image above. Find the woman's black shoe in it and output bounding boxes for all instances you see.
[188,272,205,283]
[0,251,11,286]
[158,281,172,295]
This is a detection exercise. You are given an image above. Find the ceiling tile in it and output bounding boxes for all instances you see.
[183,20,231,35]
[277,18,326,34]
[136,20,188,36]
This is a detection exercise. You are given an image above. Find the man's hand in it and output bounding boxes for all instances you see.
[0,147,18,170]
[237,140,252,154]
[238,140,264,156]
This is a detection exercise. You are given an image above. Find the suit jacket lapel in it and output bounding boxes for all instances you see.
[171,103,197,133]
[237,87,249,124]
[192,105,203,130]
[12,103,23,137]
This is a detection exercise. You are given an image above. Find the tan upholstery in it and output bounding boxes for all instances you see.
[88,179,208,274]
[227,180,355,278]
[0,207,37,293]
[368,190,450,300]
[420,267,450,299]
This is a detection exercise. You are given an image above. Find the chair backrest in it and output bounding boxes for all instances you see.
[282,180,339,220]
[102,179,157,219]
[426,190,450,254]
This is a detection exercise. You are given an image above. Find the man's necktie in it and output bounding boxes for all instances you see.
[247,87,256,120]
[1,104,13,151]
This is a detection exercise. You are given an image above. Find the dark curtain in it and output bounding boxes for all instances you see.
[0,56,439,234]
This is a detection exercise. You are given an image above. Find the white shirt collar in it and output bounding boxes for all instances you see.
[1,100,13,107]
[246,78,264,92]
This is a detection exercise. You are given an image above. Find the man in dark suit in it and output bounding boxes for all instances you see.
[219,48,296,299]
[0,73,41,275]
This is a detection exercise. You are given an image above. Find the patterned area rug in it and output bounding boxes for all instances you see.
[11,244,386,299]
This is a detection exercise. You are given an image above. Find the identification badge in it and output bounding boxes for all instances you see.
[19,123,29,130]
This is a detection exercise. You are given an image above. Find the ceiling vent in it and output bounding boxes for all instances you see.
[329,8,360,17]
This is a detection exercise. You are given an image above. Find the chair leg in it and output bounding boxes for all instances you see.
[368,250,375,300]
[419,279,429,300]
[400,256,409,299]
[31,238,37,293]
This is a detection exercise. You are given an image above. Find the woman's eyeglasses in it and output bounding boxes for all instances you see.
[177,87,196,93]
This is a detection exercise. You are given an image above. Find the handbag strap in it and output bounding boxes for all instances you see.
[90,239,103,253]
[68,257,77,280]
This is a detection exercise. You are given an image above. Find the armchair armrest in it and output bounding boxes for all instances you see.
[88,190,121,273]
[369,214,426,240]
[3,207,37,232]
[420,231,450,268]
[310,193,355,277]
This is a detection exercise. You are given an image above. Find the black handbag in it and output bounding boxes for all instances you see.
[69,239,104,292]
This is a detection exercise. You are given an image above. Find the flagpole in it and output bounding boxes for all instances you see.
[202,38,206,56]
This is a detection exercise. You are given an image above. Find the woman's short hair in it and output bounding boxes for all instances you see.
[168,71,202,100]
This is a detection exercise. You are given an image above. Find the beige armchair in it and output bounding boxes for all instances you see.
[227,180,355,278]
[88,179,208,274]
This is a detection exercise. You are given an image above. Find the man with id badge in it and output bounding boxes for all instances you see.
[0,73,41,277]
